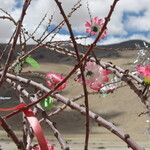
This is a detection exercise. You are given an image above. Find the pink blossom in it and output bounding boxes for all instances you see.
[75,61,111,91]
[85,17,107,39]
[46,72,66,91]
[90,82,103,91]
[137,65,150,77]
[137,65,150,83]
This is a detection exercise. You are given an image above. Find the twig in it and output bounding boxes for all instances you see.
[0,0,31,87]
[7,0,120,114]
[19,95,27,148]
[0,16,16,25]
[4,77,144,150]
[0,116,25,149]
[25,13,48,42]
[45,119,69,150]
[2,56,150,114]
[99,61,150,111]
[54,0,90,149]
[5,78,69,150]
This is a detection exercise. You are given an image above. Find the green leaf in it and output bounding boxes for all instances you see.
[40,96,54,111]
[25,56,40,69]
[14,63,22,75]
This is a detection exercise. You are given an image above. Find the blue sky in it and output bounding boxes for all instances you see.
[14,0,23,8]
[0,0,150,45]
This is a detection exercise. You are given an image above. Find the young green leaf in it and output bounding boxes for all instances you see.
[25,56,40,69]
[40,96,54,111]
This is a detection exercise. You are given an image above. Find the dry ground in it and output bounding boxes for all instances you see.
[0,49,150,149]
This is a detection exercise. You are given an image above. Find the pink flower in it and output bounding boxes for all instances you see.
[137,65,150,83]
[137,65,150,77]
[90,82,103,91]
[85,17,107,39]
[46,72,67,91]
[75,61,111,91]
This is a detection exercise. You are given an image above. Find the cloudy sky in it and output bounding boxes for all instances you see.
[0,0,150,45]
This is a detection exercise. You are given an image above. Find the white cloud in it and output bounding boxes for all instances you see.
[126,9,150,32]
[0,0,150,44]
[0,0,16,11]
[0,21,15,43]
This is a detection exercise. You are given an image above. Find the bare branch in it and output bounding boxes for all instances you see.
[4,76,144,150]
[0,0,31,87]
[0,116,25,149]
[45,119,69,150]
[53,0,90,149]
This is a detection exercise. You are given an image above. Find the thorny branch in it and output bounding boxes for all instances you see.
[4,0,119,123]
[8,0,82,71]
[5,78,70,150]
[0,0,31,87]
[53,0,90,149]
[0,0,149,150]
[4,76,144,150]
[0,116,25,149]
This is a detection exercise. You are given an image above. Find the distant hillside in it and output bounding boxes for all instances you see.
[99,39,150,49]
[0,39,150,64]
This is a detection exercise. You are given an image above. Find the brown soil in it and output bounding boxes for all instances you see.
[0,49,150,150]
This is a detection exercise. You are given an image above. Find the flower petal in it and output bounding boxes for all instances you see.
[90,82,102,91]
[93,17,98,24]
[97,18,103,26]
[85,21,91,27]
[86,28,92,33]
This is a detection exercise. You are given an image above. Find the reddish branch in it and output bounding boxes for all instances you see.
[42,42,150,111]
[0,0,31,87]
[99,61,150,111]
[45,119,69,150]
[0,16,16,25]
[53,0,90,149]
[41,0,81,43]
[3,0,119,126]
[41,92,98,118]
[4,76,144,150]
[0,116,25,149]
[19,95,28,148]
[42,86,122,118]
[54,94,144,150]
[0,0,148,150]
[5,78,70,150]
[2,53,150,119]
[8,1,81,71]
